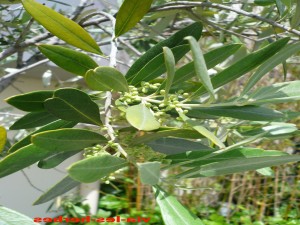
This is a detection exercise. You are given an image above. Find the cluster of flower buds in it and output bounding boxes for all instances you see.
[83,144,104,158]
[118,83,190,123]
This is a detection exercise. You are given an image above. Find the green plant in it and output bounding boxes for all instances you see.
[1,0,300,224]
[44,184,300,225]
[46,198,161,225]
[199,204,300,225]
[0,206,37,225]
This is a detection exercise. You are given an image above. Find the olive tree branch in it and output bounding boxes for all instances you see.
[0,1,105,62]
[150,1,300,37]
[21,170,44,193]
[186,9,257,42]
[0,59,49,92]
[70,0,92,21]
[97,11,128,158]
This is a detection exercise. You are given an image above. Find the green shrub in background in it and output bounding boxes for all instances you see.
[0,0,300,224]
[43,177,299,225]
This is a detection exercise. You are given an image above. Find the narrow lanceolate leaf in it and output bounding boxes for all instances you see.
[0,144,50,178]
[172,44,242,88]
[154,185,204,225]
[126,104,160,131]
[163,47,175,102]
[180,113,225,149]
[34,176,80,205]
[38,150,81,169]
[192,38,290,97]
[178,155,300,178]
[185,36,215,101]
[240,122,297,137]
[5,90,53,112]
[0,126,7,153]
[38,45,98,76]
[32,128,106,152]
[247,80,300,105]
[189,124,225,149]
[115,0,154,37]
[187,105,284,121]
[254,0,274,6]
[133,128,204,144]
[138,162,161,185]
[68,154,127,183]
[172,148,287,169]
[126,22,203,81]
[260,122,297,136]
[8,120,77,153]
[128,45,190,85]
[241,42,300,97]
[44,88,102,126]
[0,206,39,225]
[85,67,129,92]
[291,0,300,28]
[22,0,101,54]
[166,150,213,165]
[147,138,212,155]
[275,0,285,16]
[10,111,58,130]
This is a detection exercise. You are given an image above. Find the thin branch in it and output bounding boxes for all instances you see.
[0,32,52,62]
[14,19,36,69]
[81,17,110,27]
[16,50,24,68]
[11,83,24,93]
[151,4,194,11]
[15,18,35,47]
[151,1,300,37]
[70,0,91,21]
[119,39,142,56]
[0,6,138,63]
[0,8,108,62]
[79,12,108,26]
[187,9,257,42]
[95,21,142,57]
[0,59,49,92]
[97,11,128,158]
[0,38,131,92]
[21,170,44,193]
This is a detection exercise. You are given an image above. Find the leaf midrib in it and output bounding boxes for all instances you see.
[157,189,200,225]
[116,0,149,37]
[49,97,101,126]
[25,0,98,53]
[44,48,96,71]
[201,155,300,174]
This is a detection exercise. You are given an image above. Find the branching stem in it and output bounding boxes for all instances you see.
[151,1,300,37]
[98,11,128,158]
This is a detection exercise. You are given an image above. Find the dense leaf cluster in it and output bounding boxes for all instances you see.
[0,0,300,224]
